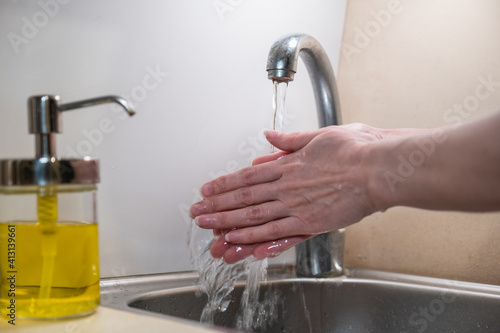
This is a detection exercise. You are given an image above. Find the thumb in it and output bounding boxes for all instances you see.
[251,150,289,166]
[264,129,318,152]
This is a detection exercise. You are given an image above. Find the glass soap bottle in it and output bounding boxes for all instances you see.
[0,95,134,319]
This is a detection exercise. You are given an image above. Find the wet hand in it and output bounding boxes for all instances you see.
[190,126,382,263]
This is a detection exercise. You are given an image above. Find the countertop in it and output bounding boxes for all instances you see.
[0,306,220,333]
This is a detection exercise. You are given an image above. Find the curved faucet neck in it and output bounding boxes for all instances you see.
[266,33,341,127]
[266,33,344,277]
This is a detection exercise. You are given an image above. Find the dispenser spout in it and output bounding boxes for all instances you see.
[58,95,135,116]
[28,94,135,158]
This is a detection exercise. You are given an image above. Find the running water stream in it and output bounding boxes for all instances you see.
[188,80,289,331]
[271,81,288,152]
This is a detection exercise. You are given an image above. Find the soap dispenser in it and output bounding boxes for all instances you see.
[0,95,134,319]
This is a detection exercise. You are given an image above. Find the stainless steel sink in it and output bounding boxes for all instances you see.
[100,267,500,332]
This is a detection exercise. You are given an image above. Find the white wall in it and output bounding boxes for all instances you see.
[0,0,347,277]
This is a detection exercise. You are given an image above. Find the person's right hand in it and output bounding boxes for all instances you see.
[191,125,387,263]
[193,111,500,264]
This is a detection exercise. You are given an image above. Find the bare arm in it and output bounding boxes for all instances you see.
[370,112,500,212]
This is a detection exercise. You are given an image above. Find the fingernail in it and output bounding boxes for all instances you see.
[264,129,279,139]
[190,203,202,217]
[202,183,214,197]
[197,215,217,228]
[225,230,240,243]
[195,216,208,227]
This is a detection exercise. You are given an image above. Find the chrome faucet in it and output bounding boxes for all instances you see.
[267,33,344,277]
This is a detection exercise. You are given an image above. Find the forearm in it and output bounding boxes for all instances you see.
[369,112,500,212]
[343,123,431,140]
[379,127,433,138]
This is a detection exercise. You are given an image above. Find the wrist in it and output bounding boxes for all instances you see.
[379,127,432,139]
[361,138,400,213]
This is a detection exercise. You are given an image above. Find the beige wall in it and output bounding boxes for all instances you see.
[338,0,500,284]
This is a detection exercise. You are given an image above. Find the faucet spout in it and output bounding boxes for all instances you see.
[267,33,341,127]
[266,33,344,277]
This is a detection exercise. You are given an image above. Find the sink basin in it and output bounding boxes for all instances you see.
[100,267,500,332]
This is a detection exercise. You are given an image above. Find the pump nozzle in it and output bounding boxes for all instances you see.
[28,95,135,158]
[58,95,135,115]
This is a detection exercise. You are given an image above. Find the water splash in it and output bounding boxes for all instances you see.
[188,219,279,330]
[236,260,281,331]
[187,80,290,331]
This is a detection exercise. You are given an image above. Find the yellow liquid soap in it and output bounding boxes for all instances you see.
[37,189,58,301]
[0,221,100,319]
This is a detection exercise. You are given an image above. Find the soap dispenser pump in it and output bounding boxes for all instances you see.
[0,95,134,319]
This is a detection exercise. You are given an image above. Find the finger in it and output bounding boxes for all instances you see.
[200,162,282,197]
[213,228,231,237]
[223,216,308,244]
[196,201,288,230]
[191,182,279,217]
[222,243,260,264]
[210,236,232,258]
[264,129,323,152]
[253,236,310,260]
[252,150,289,166]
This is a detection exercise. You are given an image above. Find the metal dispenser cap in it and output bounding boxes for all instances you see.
[0,95,135,186]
